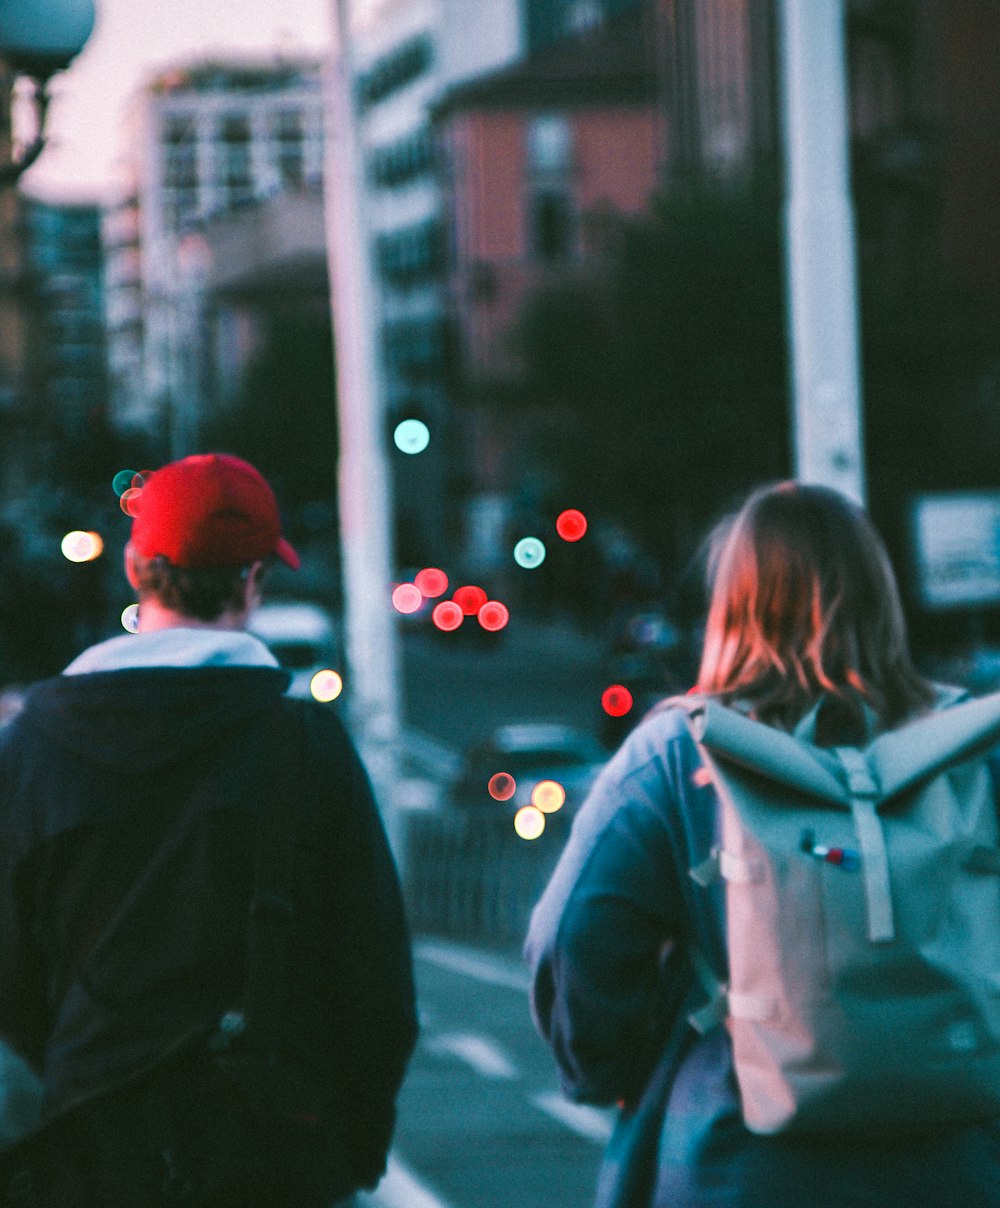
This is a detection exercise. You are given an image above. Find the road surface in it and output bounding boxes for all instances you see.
[360,938,612,1208]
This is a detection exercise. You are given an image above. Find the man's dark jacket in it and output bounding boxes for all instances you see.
[0,660,417,1189]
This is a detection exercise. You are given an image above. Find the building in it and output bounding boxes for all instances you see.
[0,64,32,501]
[430,7,666,568]
[523,0,648,51]
[22,198,109,470]
[106,17,529,565]
[657,0,778,186]
[657,0,1000,293]
[348,0,524,564]
[0,103,108,509]
[355,0,655,427]
[351,0,524,410]
[436,8,664,387]
[101,191,144,439]
[104,55,326,449]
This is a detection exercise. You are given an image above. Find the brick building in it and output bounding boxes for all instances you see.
[432,8,665,554]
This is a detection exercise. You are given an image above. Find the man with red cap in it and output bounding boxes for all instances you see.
[0,454,417,1206]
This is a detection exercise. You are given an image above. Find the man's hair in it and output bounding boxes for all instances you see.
[697,481,935,734]
[131,553,252,622]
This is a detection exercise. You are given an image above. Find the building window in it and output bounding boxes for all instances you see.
[272,109,305,188]
[530,190,574,262]
[218,113,253,203]
[375,220,445,286]
[527,115,573,174]
[525,116,575,263]
[357,35,433,109]
[162,114,197,191]
[566,0,603,35]
[382,317,445,378]
[163,114,195,145]
[368,127,435,189]
[164,188,199,231]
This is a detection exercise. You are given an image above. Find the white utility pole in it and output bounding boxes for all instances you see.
[324,0,404,857]
[778,0,866,505]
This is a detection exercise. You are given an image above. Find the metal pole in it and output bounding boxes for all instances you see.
[324,0,404,857]
[778,0,866,505]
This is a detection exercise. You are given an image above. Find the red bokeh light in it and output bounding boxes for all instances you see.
[478,601,510,632]
[453,585,488,615]
[601,684,634,717]
[432,601,464,631]
[415,567,449,598]
[392,583,423,614]
[556,509,588,542]
[119,487,143,516]
[488,772,516,801]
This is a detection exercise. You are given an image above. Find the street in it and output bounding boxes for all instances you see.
[399,617,608,754]
[360,938,611,1208]
[364,622,615,1207]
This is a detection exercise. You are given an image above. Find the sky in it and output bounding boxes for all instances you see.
[21,0,335,204]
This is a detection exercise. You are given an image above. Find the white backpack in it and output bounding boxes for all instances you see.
[675,690,1000,1135]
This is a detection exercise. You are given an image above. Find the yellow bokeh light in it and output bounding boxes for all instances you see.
[514,805,546,840]
[61,530,104,563]
[310,669,344,702]
[531,780,566,813]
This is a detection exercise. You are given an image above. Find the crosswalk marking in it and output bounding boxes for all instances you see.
[424,1031,520,1080]
[530,1091,614,1144]
[415,938,531,994]
[414,938,614,1153]
[358,1154,455,1208]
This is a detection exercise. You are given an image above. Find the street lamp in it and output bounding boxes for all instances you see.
[0,0,96,185]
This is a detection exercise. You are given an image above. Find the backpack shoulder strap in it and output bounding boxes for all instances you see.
[671,694,846,805]
[832,745,894,944]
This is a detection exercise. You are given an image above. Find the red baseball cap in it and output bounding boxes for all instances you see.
[130,454,300,570]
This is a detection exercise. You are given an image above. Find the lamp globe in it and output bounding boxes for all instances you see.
[0,0,96,79]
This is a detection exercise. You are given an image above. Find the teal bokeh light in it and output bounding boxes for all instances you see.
[513,537,546,569]
[112,469,137,497]
[393,419,430,455]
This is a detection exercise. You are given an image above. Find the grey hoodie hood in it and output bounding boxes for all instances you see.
[6,630,290,776]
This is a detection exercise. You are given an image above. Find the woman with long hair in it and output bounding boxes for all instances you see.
[525,482,1000,1208]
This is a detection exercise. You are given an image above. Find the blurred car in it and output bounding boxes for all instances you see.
[249,600,341,700]
[600,608,697,748]
[449,722,606,817]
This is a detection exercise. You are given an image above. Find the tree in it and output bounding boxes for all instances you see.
[203,308,339,543]
[510,185,791,577]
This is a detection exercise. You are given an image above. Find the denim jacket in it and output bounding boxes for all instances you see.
[525,703,1000,1208]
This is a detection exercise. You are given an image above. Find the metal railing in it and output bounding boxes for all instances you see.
[402,809,570,948]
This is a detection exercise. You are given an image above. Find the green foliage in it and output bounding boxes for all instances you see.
[511,186,791,570]
[203,310,338,528]
[510,179,1000,613]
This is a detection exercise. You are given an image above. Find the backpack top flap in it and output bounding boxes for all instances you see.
[680,689,1000,946]
[682,689,1000,806]
[870,689,1000,801]
[683,697,847,806]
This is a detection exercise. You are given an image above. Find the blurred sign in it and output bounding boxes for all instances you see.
[465,493,509,571]
[912,493,1000,609]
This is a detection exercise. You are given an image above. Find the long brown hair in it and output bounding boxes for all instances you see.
[697,482,935,732]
